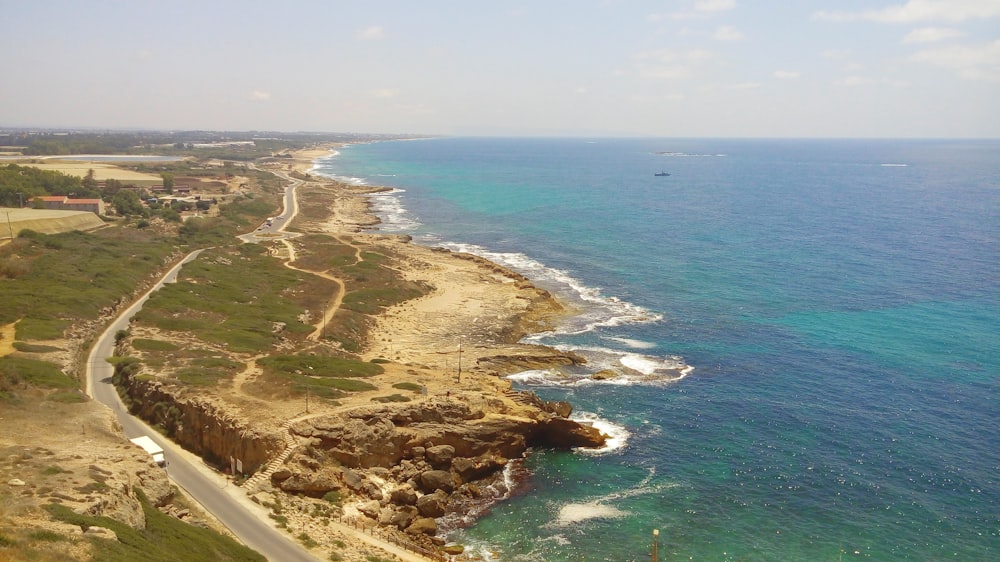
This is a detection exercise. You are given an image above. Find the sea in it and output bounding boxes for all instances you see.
[312,138,999,561]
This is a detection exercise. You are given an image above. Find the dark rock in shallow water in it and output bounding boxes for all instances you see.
[537,416,607,449]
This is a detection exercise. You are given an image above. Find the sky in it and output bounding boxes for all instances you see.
[2,0,998,138]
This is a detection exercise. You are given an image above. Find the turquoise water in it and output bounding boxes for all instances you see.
[315,138,999,561]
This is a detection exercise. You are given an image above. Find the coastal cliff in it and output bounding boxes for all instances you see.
[96,149,609,559]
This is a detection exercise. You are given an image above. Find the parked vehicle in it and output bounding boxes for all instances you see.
[129,436,166,467]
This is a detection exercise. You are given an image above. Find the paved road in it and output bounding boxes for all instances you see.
[237,170,302,243]
[85,250,320,562]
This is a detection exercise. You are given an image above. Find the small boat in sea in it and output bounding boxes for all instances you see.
[654,171,671,176]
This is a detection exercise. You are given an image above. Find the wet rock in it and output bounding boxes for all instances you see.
[536,416,607,449]
[452,456,505,482]
[590,370,619,381]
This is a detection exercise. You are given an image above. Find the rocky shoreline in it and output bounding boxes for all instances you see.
[104,146,609,560]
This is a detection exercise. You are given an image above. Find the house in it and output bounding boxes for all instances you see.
[35,195,106,215]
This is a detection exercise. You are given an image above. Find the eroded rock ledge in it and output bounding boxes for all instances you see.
[272,394,605,541]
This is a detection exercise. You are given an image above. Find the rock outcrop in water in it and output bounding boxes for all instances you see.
[271,394,605,539]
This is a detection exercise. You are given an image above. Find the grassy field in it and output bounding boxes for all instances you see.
[38,488,266,562]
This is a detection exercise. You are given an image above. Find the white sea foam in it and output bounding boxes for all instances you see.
[549,468,678,527]
[367,188,422,230]
[604,336,658,349]
[880,163,908,167]
[506,369,560,384]
[309,146,696,388]
[506,346,692,388]
[554,501,628,525]
[571,411,630,455]
[439,241,662,335]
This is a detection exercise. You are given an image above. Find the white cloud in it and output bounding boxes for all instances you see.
[250,91,271,101]
[372,88,398,99]
[822,49,852,60]
[650,0,736,21]
[695,0,736,13]
[634,49,714,79]
[835,76,909,87]
[903,27,965,43]
[836,76,875,87]
[728,81,760,90]
[910,40,1000,80]
[575,87,589,95]
[712,25,744,41]
[773,70,800,79]
[814,0,1000,23]
[357,25,385,40]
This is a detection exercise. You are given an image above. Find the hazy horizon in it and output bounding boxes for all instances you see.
[2,1,998,138]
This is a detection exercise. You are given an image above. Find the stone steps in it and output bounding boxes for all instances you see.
[241,419,298,493]
[504,390,535,406]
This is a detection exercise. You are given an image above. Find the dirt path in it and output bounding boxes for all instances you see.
[277,237,350,342]
[0,321,16,356]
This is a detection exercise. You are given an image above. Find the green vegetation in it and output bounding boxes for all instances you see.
[0,163,84,206]
[45,390,88,403]
[322,490,343,505]
[43,488,265,562]
[131,339,180,352]
[392,382,424,392]
[297,532,319,549]
[372,394,411,403]
[12,342,64,353]
[257,354,383,378]
[0,229,176,339]
[0,356,75,390]
[169,357,243,386]
[288,236,429,351]
[256,354,382,399]
[134,245,314,353]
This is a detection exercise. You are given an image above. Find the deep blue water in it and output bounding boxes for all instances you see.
[315,138,999,561]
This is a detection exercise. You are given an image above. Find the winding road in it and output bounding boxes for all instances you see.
[86,249,320,562]
[84,168,431,562]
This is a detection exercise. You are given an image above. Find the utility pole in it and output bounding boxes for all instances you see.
[652,529,659,562]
